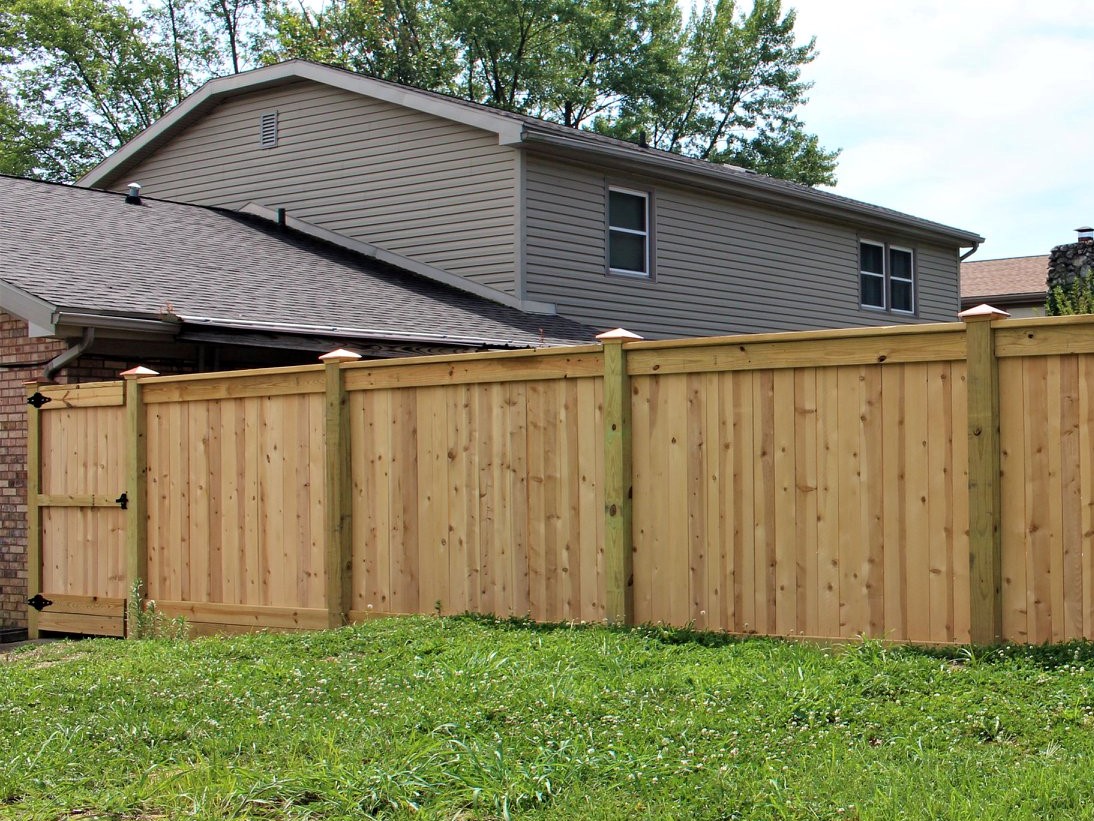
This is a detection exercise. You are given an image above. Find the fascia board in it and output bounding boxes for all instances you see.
[520,128,985,248]
[79,61,525,188]
[0,280,58,337]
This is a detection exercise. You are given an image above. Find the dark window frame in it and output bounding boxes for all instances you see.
[859,239,916,315]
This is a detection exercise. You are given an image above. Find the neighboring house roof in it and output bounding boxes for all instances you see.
[80,60,983,249]
[0,175,594,349]
[960,255,1048,307]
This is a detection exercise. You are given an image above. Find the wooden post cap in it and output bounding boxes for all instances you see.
[319,348,362,363]
[120,366,159,379]
[958,304,1010,321]
[596,328,644,342]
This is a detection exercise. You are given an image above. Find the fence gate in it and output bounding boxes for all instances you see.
[27,382,128,637]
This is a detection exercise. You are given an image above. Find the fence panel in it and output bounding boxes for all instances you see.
[630,333,970,643]
[346,351,605,623]
[142,370,328,632]
[998,351,1091,643]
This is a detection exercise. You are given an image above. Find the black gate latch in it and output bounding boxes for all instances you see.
[115,492,128,510]
[26,392,51,408]
[27,594,52,611]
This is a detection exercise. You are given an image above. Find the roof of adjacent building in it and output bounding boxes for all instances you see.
[960,254,1048,305]
[80,60,984,248]
[0,175,595,348]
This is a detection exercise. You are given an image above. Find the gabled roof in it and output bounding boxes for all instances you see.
[79,60,983,248]
[0,175,594,348]
[960,255,1048,305]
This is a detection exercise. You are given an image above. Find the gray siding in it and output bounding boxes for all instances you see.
[105,81,519,293]
[523,155,961,337]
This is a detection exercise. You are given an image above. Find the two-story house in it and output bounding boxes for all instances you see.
[78,60,983,339]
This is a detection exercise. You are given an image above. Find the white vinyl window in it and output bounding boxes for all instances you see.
[608,187,650,277]
[860,240,915,314]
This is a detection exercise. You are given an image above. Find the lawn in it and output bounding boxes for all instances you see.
[3,616,1094,820]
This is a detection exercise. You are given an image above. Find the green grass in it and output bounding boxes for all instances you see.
[4,617,1094,820]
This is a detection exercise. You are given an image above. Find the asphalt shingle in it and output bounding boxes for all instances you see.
[0,175,596,348]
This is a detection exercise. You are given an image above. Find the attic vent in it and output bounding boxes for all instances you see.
[260,111,278,148]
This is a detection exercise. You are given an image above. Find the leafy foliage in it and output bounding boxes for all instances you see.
[2,0,838,185]
[1046,268,1094,316]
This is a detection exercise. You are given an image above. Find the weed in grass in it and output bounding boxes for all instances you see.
[126,579,189,641]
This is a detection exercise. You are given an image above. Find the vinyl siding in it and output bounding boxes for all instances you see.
[106,81,519,293]
[524,155,962,337]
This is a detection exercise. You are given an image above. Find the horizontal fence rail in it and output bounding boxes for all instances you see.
[26,311,1094,644]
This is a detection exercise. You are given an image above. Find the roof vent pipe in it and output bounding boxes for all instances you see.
[125,182,142,205]
[1077,226,1093,244]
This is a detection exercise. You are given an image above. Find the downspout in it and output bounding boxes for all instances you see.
[42,327,95,382]
[960,242,980,262]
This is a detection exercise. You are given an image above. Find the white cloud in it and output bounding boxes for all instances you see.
[790,0,1094,257]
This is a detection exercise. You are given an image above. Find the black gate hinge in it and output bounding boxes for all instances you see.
[115,492,128,510]
[27,594,52,611]
[27,392,51,408]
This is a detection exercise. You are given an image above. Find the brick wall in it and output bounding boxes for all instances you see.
[0,313,198,627]
[0,312,66,626]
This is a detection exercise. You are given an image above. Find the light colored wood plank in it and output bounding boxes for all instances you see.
[508,382,531,617]
[1024,357,1052,643]
[772,369,796,635]
[1081,357,1094,638]
[926,364,953,643]
[630,376,653,624]
[753,371,775,635]
[154,600,329,629]
[862,366,885,638]
[794,368,818,637]
[998,358,1029,641]
[733,371,757,633]
[881,366,906,639]
[903,363,931,642]
[39,382,125,408]
[836,366,866,637]
[345,351,603,391]
[37,611,124,637]
[686,374,707,627]
[950,363,972,644]
[142,368,324,403]
[1059,356,1083,639]
[626,329,967,376]
[577,378,602,622]
[665,375,690,627]
[995,322,1094,358]
[1045,357,1066,641]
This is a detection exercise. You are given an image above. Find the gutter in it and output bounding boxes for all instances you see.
[960,242,980,261]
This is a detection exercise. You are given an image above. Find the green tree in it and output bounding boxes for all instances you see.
[264,0,456,90]
[592,0,837,185]
[0,0,182,180]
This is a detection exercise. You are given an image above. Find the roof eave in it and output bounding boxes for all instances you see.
[519,128,985,248]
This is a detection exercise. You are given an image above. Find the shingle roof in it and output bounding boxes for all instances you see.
[0,175,595,348]
[960,255,1048,301]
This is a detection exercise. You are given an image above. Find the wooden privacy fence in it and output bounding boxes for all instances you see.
[25,309,1094,644]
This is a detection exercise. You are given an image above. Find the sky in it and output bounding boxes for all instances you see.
[787,0,1094,260]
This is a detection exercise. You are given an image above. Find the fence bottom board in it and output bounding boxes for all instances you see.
[153,601,329,631]
[38,611,124,637]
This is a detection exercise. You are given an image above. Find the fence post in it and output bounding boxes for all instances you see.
[960,304,1009,644]
[598,328,642,625]
[321,349,361,629]
[24,381,42,640]
[121,366,157,637]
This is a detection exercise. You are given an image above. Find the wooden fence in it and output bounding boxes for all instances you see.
[25,309,1094,645]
